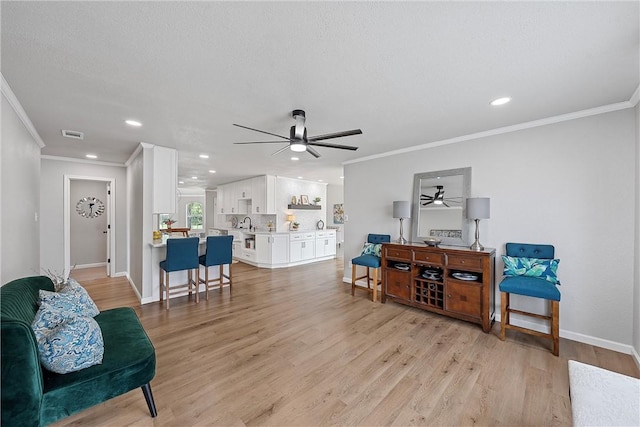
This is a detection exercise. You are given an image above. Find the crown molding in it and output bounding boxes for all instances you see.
[1,73,45,148]
[41,155,125,168]
[344,100,634,165]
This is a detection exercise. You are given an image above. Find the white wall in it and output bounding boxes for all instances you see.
[1,92,41,283]
[40,159,127,275]
[634,102,639,361]
[345,108,637,352]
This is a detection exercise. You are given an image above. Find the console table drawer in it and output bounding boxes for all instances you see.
[385,247,411,261]
[413,251,445,265]
[447,255,483,270]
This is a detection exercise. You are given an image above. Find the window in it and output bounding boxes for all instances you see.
[186,202,203,229]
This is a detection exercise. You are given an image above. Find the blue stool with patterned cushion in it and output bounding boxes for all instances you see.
[351,234,391,302]
[159,237,200,310]
[499,242,561,356]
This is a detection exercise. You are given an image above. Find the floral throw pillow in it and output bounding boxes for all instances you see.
[361,242,382,257]
[32,307,104,374]
[39,280,100,318]
[502,255,560,285]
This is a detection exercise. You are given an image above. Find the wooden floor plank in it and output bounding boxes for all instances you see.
[52,259,638,426]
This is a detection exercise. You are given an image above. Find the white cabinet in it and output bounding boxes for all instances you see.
[152,146,177,214]
[221,183,236,214]
[251,175,276,214]
[289,232,316,263]
[315,231,337,258]
[256,234,289,265]
[216,186,225,214]
[236,179,252,200]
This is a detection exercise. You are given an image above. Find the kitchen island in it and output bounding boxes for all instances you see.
[226,229,336,269]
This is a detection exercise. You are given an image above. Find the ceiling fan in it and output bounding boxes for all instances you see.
[233,109,361,158]
[420,185,462,207]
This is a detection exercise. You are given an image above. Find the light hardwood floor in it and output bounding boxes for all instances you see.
[61,261,639,426]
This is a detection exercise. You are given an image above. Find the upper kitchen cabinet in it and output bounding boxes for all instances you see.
[236,179,252,200]
[152,145,177,214]
[251,175,276,214]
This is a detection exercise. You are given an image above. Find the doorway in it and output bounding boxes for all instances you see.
[64,175,115,278]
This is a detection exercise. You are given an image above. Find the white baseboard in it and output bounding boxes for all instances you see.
[125,273,142,302]
[74,262,107,269]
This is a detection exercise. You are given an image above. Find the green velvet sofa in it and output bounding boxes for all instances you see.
[1,276,157,426]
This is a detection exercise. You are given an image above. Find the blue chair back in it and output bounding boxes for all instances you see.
[506,242,554,259]
[203,235,233,266]
[164,237,200,272]
[367,234,391,245]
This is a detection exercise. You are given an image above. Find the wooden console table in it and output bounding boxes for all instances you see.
[381,242,495,332]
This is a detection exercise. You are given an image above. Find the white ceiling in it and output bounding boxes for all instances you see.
[2,1,638,188]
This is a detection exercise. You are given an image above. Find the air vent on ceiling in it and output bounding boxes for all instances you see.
[61,129,84,140]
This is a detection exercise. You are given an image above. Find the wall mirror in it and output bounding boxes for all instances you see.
[410,167,471,246]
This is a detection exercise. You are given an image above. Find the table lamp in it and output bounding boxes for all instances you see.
[393,201,411,244]
[286,214,295,231]
[467,197,490,251]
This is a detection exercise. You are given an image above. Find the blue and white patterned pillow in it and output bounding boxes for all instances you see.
[31,307,104,374]
[502,255,560,285]
[361,242,382,257]
[39,281,99,318]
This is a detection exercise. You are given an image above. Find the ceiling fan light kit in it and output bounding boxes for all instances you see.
[233,109,362,158]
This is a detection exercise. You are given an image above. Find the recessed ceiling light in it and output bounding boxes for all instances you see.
[340,176,344,179]
[85,154,97,159]
[125,119,142,127]
[318,179,323,182]
[179,181,185,184]
[490,97,511,106]
[291,157,299,161]
[199,154,209,159]
[192,176,198,180]
[209,170,216,174]
[298,176,303,179]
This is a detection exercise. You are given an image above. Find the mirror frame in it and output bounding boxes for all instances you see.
[410,167,471,246]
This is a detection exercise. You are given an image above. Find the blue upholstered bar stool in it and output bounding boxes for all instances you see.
[159,237,200,310]
[198,235,233,300]
[499,242,561,356]
[351,234,391,302]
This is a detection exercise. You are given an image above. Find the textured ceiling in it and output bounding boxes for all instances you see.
[2,1,638,187]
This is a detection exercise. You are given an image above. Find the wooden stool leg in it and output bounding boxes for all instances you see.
[372,267,378,302]
[228,263,232,292]
[219,264,224,293]
[351,263,357,296]
[192,270,199,304]
[551,300,560,356]
[205,266,210,301]
[500,292,508,341]
[366,267,371,289]
[165,273,170,310]
[159,270,164,303]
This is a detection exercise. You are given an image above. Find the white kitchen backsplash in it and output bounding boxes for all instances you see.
[276,176,327,231]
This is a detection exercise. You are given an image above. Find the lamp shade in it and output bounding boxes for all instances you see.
[393,201,411,219]
[286,215,295,222]
[467,197,490,219]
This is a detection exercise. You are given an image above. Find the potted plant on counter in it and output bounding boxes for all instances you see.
[313,197,321,205]
[292,222,300,231]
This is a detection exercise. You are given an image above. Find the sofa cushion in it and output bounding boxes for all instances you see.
[40,307,156,425]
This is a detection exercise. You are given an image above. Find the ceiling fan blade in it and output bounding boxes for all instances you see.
[234,140,289,144]
[233,124,291,141]
[307,141,359,151]
[306,146,321,158]
[308,129,362,142]
[421,194,434,200]
[421,200,433,206]
[443,202,450,207]
[271,145,290,156]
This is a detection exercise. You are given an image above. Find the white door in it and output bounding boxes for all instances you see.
[70,180,108,272]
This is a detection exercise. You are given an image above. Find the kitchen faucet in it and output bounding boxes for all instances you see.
[243,217,252,231]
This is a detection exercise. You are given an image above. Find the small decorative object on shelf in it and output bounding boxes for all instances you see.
[300,195,309,205]
[316,219,325,230]
[292,222,300,231]
[291,196,297,205]
[163,218,176,229]
[313,197,321,205]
